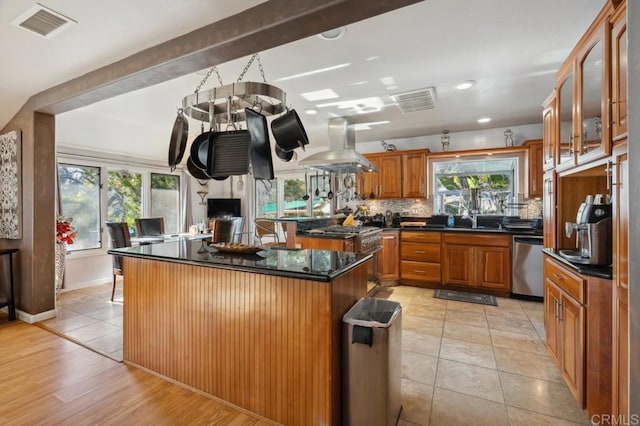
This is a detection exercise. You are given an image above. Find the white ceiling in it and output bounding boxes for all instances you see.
[2,0,606,161]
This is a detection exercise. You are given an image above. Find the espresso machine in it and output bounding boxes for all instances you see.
[561,194,612,265]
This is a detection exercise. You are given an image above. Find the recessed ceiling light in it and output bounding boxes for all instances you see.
[351,81,368,86]
[477,117,491,123]
[300,89,339,101]
[380,77,396,86]
[304,109,318,115]
[456,80,476,90]
[318,27,346,40]
[317,97,384,114]
[276,63,351,82]
[365,56,379,61]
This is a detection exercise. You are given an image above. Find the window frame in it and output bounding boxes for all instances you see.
[57,155,183,255]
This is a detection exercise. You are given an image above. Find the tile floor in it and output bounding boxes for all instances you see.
[38,283,590,425]
[374,285,590,426]
[39,281,124,361]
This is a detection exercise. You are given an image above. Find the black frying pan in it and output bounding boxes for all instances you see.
[245,108,274,180]
[186,156,210,180]
[168,109,189,171]
[275,144,295,162]
[190,130,212,171]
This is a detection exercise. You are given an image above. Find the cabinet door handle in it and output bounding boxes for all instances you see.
[414,269,426,273]
[559,301,563,322]
[553,273,564,282]
[414,250,426,254]
[554,300,559,320]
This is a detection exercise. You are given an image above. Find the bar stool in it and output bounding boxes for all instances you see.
[0,248,18,321]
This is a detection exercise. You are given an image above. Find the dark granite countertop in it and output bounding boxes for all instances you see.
[395,226,543,236]
[542,248,612,279]
[109,240,371,282]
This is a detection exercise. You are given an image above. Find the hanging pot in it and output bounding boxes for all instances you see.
[270,108,309,152]
[168,109,189,171]
[187,156,210,180]
[190,130,213,171]
[245,108,274,180]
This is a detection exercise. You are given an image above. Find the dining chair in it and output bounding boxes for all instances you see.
[254,218,284,247]
[105,222,131,302]
[208,217,244,243]
[134,217,165,237]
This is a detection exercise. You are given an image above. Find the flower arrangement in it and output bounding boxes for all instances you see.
[56,215,77,244]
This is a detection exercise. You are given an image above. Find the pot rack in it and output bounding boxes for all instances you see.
[180,54,287,127]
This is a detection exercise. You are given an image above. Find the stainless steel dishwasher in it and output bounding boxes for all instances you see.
[512,235,544,299]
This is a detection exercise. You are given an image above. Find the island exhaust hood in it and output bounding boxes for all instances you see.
[297,117,377,173]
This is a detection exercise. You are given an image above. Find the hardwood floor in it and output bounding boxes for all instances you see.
[0,311,272,425]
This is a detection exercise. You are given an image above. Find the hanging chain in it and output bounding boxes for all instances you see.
[237,53,267,83]
[194,65,224,93]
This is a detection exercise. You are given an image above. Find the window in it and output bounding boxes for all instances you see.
[107,170,142,235]
[57,158,182,251]
[151,173,180,233]
[256,179,277,218]
[58,164,101,251]
[433,158,517,215]
[254,173,334,219]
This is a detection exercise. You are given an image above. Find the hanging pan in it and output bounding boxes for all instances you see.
[271,108,309,152]
[190,130,212,171]
[168,108,189,171]
[186,155,210,180]
[245,107,274,180]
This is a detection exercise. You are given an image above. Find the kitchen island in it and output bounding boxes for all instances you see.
[109,240,371,425]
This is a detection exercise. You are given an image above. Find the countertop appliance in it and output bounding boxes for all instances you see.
[512,235,543,299]
[562,194,612,265]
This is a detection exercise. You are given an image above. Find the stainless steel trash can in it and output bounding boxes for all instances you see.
[342,298,402,426]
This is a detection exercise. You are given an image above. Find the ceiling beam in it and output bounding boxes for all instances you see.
[27,0,422,116]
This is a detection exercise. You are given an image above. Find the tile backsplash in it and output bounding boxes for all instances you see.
[348,198,542,219]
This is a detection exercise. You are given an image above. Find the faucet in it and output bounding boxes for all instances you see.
[462,214,477,229]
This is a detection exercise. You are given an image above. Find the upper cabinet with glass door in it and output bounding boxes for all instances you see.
[576,21,608,165]
[556,64,575,171]
[610,3,627,142]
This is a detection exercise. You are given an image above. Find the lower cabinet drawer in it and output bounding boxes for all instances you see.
[544,256,584,303]
[400,242,440,262]
[400,260,441,283]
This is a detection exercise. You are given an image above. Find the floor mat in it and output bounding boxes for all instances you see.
[434,289,498,306]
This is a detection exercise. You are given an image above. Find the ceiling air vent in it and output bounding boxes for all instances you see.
[12,4,76,38]
[390,87,437,113]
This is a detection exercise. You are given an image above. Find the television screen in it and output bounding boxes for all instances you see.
[207,198,241,218]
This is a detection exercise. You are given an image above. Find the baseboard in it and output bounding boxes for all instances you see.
[16,308,56,324]
[63,277,112,291]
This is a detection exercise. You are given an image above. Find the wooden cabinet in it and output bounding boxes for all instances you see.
[358,153,401,199]
[524,139,543,198]
[542,170,556,250]
[400,231,441,285]
[359,149,428,199]
[544,255,612,416]
[402,151,427,198]
[556,64,576,171]
[544,256,585,402]
[542,91,556,171]
[610,3,627,141]
[295,236,354,252]
[576,17,609,165]
[611,142,628,419]
[378,230,399,283]
[442,233,511,294]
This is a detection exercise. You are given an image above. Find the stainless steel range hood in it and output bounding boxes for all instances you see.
[297,117,377,173]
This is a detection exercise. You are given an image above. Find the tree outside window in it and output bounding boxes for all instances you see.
[107,170,142,235]
[58,164,101,251]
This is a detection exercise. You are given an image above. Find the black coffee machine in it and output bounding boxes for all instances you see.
[561,194,612,265]
[391,213,402,228]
